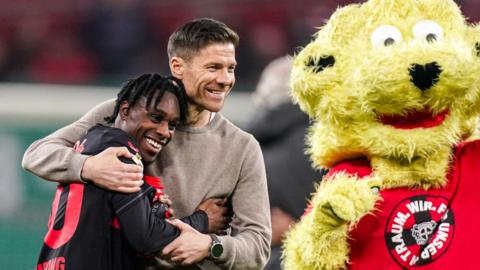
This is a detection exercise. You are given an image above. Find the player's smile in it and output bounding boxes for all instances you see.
[120,92,180,164]
[143,135,162,152]
[145,136,163,149]
[141,134,168,157]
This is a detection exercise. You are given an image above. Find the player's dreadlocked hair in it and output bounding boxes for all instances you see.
[104,73,188,124]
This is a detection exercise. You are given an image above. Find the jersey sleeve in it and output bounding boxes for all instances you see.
[179,210,208,234]
[113,196,209,254]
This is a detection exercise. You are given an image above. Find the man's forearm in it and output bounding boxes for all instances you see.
[216,200,271,270]
[218,229,271,269]
[22,99,115,183]
[214,139,272,269]
[22,135,88,183]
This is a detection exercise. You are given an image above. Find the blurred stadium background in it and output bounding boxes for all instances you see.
[0,0,478,268]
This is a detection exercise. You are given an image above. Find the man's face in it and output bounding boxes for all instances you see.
[181,43,237,112]
[119,92,180,164]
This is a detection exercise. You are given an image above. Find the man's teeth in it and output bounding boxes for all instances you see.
[146,138,161,149]
[208,90,224,95]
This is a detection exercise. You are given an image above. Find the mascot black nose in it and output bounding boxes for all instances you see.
[409,62,442,92]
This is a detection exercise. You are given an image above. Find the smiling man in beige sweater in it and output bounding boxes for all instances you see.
[22,18,271,270]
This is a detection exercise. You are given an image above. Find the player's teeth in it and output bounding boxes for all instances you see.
[146,138,160,148]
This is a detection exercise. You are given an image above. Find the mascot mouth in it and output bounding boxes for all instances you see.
[379,108,449,129]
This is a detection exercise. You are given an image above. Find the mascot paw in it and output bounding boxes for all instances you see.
[282,173,381,270]
[315,173,381,225]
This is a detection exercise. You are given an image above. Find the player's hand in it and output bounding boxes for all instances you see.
[81,147,143,193]
[196,198,230,234]
[161,219,212,265]
[160,196,175,218]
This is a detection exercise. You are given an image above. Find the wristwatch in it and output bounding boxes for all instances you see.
[209,234,223,260]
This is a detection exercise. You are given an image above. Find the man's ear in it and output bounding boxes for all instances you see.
[119,101,130,120]
[169,56,185,79]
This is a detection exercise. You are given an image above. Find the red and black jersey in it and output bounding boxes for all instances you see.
[323,140,480,270]
[36,124,208,270]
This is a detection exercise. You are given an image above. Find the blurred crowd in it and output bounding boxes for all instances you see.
[0,0,477,89]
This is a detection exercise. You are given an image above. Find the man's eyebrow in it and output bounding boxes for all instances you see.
[204,60,237,66]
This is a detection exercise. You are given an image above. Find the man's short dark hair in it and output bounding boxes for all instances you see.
[105,73,188,124]
[167,17,239,61]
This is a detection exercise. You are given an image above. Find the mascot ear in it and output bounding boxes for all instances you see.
[290,4,362,118]
[290,42,336,118]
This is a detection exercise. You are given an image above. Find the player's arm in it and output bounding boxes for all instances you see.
[112,189,209,254]
[21,99,143,193]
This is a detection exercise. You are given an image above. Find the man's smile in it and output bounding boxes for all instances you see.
[206,89,226,97]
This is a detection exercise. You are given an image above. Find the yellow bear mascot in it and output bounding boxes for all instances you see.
[283,0,480,269]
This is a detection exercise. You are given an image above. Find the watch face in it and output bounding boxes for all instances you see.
[211,243,223,258]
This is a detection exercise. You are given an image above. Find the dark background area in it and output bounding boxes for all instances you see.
[0,0,477,91]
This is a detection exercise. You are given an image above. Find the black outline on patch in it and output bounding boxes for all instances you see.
[384,195,455,269]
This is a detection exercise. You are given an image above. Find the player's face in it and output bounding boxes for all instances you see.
[121,92,180,164]
[181,43,237,113]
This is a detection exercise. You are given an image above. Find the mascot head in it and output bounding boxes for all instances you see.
[292,0,480,187]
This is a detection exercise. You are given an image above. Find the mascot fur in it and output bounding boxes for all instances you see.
[283,0,480,269]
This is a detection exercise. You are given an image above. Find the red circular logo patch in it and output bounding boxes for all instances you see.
[385,195,454,268]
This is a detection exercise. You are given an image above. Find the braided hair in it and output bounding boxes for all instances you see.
[104,73,188,124]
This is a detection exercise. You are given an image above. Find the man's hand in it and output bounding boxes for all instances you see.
[270,207,295,247]
[81,147,143,193]
[196,198,231,234]
[161,219,212,265]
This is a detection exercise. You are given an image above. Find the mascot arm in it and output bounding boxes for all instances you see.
[282,173,381,270]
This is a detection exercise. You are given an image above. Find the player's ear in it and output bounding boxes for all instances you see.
[119,101,130,120]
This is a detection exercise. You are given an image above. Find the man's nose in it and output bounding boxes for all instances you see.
[216,69,233,86]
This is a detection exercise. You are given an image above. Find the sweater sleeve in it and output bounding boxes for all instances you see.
[215,136,272,269]
[21,99,115,183]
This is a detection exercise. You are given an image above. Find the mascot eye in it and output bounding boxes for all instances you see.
[371,25,403,47]
[305,55,335,73]
[413,20,444,43]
